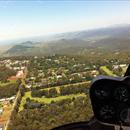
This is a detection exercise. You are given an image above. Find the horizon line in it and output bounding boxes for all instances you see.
[0,23,129,44]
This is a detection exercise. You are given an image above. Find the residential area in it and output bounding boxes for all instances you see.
[0,55,128,130]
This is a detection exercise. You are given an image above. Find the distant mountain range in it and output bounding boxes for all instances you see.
[2,24,130,57]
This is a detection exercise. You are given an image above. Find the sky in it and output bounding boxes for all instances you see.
[0,0,130,42]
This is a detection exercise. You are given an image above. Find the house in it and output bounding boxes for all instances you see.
[26,85,32,88]
[0,96,15,103]
[21,66,25,70]
[16,70,24,78]
[13,67,21,70]
[30,77,36,80]
[112,65,119,70]
[91,70,98,75]
[120,64,127,68]
[54,60,60,64]
[84,67,90,70]
[0,99,6,102]
[34,56,38,59]
[57,75,62,79]
[6,96,15,101]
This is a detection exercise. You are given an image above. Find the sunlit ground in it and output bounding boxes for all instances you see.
[0,104,12,126]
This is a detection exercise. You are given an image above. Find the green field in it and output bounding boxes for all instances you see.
[19,91,86,111]
[121,67,128,73]
[0,79,16,87]
[19,81,90,111]
[0,103,3,108]
[100,66,116,76]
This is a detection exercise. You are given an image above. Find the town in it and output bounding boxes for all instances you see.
[0,55,128,130]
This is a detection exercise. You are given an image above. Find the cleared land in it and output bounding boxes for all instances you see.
[0,80,16,87]
[19,91,86,111]
[100,66,116,76]
[0,104,13,126]
[19,81,90,111]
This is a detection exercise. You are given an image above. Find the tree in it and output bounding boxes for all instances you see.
[48,88,58,98]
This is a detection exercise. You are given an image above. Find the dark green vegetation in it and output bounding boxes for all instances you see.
[0,66,19,98]
[7,56,95,130]
[6,54,127,130]
[0,66,16,82]
[9,96,92,130]
[0,51,127,130]
[31,82,89,98]
[0,82,19,98]
[2,53,128,130]
[26,56,95,88]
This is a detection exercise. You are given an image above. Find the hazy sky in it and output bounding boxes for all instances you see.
[0,0,130,41]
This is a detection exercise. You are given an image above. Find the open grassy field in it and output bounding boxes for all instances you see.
[19,91,86,111]
[121,66,128,74]
[100,66,116,76]
[0,103,3,108]
[0,80,16,87]
[19,81,90,111]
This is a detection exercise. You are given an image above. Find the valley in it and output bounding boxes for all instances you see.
[0,55,128,130]
[0,1,130,129]
[1,25,130,57]
[0,25,129,130]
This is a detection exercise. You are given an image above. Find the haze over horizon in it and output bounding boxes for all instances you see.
[0,1,130,43]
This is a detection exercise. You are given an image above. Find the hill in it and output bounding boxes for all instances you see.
[3,25,130,57]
